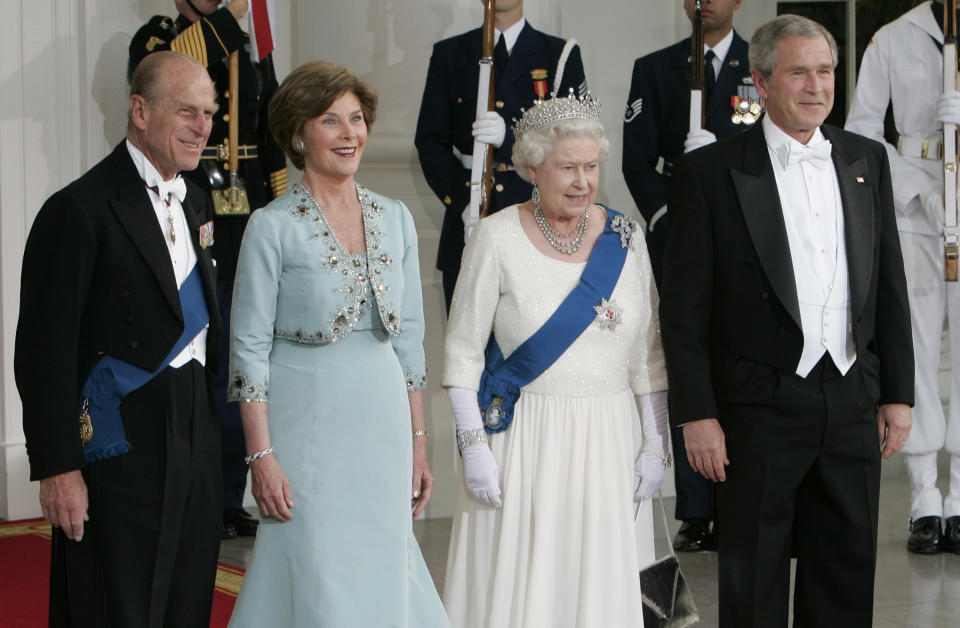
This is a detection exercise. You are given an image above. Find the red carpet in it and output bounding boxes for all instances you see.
[0,518,242,627]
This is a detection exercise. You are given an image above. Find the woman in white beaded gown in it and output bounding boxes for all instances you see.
[442,92,670,628]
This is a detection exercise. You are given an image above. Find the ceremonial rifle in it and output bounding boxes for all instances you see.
[945,0,959,280]
[212,50,251,215]
[465,0,496,240]
[689,0,706,134]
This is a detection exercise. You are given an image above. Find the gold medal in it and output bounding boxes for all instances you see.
[742,112,757,125]
[749,102,762,116]
[732,112,743,124]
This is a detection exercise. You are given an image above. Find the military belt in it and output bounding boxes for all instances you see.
[201,144,259,160]
[897,136,942,161]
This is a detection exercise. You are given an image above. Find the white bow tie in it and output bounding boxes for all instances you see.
[781,140,833,170]
[146,176,187,204]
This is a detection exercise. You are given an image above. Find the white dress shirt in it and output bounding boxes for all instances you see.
[495,17,526,54]
[126,139,207,367]
[704,28,734,78]
[762,116,856,377]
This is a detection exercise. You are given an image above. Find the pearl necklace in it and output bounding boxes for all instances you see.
[534,201,589,255]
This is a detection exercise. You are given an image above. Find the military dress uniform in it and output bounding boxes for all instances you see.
[129,8,287,532]
[415,19,587,309]
[846,0,960,553]
[622,30,753,542]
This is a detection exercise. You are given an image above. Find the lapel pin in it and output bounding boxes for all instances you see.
[856,176,865,183]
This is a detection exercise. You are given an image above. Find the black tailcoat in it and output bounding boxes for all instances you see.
[15,142,223,626]
[660,122,914,626]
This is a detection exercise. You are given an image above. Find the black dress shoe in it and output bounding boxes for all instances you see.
[221,521,238,540]
[673,519,716,552]
[942,517,960,554]
[907,516,942,554]
[225,508,259,537]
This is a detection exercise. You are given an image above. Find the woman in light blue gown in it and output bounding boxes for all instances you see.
[226,61,449,628]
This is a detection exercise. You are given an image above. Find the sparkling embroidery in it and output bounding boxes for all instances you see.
[405,367,428,391]
[610,215,640,249]
[228,369,269,402]
[593,298,623,331]
[287,182,403,344]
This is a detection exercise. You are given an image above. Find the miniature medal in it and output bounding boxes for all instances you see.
[79,398,93,446]
[532,69,548,99]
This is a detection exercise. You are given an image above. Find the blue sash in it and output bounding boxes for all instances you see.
[478,208,632,434]
[80,265,209,462]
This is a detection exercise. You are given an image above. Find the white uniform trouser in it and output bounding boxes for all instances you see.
[899,232,960,519]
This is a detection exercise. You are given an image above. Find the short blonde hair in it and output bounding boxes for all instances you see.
[511,118,609,182]
[268,61,377,170]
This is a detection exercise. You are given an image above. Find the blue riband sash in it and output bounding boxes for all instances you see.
[478,208,631,434]
[79,265,209,462]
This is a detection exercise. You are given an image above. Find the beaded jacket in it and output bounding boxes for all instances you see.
[228,183,428,402]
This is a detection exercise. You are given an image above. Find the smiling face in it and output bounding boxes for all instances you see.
[300,91,368,180]
[528,134,600,220]
[129,59,217,180]
[753,34,835,144]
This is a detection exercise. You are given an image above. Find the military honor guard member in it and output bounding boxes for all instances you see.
[621,0,754,552]
[15,51,223,627]
[415,0,587,310]
[129,0,287,539]
[662,15,914,627]
[846,0,960,555]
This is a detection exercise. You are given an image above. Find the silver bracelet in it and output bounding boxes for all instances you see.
[640,441,672,466]
[244,447,275,464]
[456,428,488,454]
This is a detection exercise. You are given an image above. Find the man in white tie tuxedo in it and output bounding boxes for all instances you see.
[14,51,223,627]
[661,15,914,627]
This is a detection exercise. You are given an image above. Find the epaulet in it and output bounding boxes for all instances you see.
[170,20,210,66]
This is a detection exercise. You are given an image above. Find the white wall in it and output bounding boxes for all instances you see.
[0,0,775,520]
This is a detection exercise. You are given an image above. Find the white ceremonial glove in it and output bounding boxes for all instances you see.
[919,185,946,231]
[448,387,502,508]
[683,129,717,154]
[634,390,670,501]
[937,90,960,127]
[472,111,507,148]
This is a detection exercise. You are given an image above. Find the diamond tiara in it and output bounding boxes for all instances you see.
[513,88,603,142]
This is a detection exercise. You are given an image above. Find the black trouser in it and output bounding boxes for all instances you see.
[717,356,881,628]
[50,361,222,628]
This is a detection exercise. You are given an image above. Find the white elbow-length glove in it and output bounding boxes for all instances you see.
[472,111,507,148]
[683,129,717,154]
[634,390,670,501]
[448,387,502,508]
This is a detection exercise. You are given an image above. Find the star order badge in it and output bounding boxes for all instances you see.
[593,298,622,331]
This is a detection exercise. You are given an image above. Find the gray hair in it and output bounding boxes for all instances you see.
[749,14,839,77]
[512,118,610,182]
